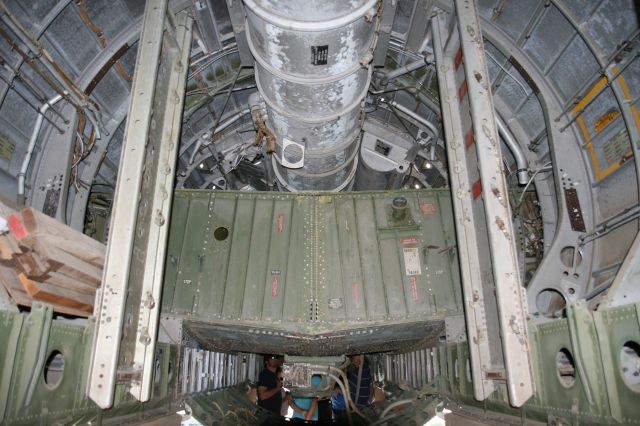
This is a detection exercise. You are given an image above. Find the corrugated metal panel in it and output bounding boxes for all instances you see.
[162,189,462,354]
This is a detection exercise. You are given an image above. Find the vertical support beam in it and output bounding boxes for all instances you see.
[87,0,192,408]
[432,0,534,407]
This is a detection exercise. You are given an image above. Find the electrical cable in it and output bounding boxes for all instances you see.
[323,372,353,426]
[328,366,368,420]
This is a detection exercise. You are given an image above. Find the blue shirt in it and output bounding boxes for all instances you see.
[348,364,372,406]
[331,392,346,412]
[291,396,318,421]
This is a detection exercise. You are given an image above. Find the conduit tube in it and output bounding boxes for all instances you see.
[386,99,529,185]
[244,0,378,191]
[381,56,432,86]
[385,99,439,139]
[187,109,251,165]
[495,116,529,185]
[18,93,66,206]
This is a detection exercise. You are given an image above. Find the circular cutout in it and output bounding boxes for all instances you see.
[556,348,576,387]
[283,143,304,164]
[214,227,229,241]
[536,288,567,318]
[454,359,459,379]
[44,350,65,389]
[560,246,581,268]
[620,341,640,393]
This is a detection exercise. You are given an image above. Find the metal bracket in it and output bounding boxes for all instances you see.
[445,315,466,343]
[432,1,534,407]
[87,1,193,408]
[373,0,398,67]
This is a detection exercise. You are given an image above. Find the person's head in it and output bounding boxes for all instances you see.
[264,355,281,371]
[350,354,364,367]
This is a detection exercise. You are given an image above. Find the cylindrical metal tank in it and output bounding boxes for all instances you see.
[244,0,378,191]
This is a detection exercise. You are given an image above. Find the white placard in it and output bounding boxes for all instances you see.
[403,247,422,276]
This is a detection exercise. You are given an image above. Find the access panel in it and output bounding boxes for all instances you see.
[161,189,463,355]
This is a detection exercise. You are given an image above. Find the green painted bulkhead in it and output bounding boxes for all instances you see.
[161,189,463,355]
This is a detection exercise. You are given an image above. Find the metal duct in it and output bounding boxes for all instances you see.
[244,0,378,191]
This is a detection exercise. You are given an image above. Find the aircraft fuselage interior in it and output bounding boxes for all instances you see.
[0,0,639,425]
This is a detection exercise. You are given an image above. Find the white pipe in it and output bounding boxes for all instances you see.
[18,93,66,206]
[387,99,439,139]
[382,56,432,85]
[325,372,353,426]
[187,109,250,166]
[388,99,529,185]
[495,117,529,185]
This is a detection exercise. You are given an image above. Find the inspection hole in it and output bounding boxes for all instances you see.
[560,246,581,268]
[536,289,567,318]
[466,359,472,382]
[556,348,576,387]
[283,143,304,164]
[620,341,640,393]
[214,227,229,241]
[44,350,65,389]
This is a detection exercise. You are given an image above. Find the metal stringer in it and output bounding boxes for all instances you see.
[431,0,534,407]
[87,0,193,408]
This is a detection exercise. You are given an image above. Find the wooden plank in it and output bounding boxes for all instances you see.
[0,234,20,260]
[0,264,31,305]
[27,237,102,285]
[19,273,94,311]
[42,271,97,296]
[1,262,92,317]
[8,207,104,270]
[0,201,102,317]
[34,234,104,267]
[11,250,48,277]
[17,208,104,253]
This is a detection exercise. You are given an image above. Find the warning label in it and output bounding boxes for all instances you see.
[403,247,422,276]
[420,203,437,215]
[400,237,418,245]
[311,45,328,65]
[409,276,419,301]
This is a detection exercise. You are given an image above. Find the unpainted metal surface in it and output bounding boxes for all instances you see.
[432,2,533,407]
[88,0,193,408]
[244,0,377,190]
